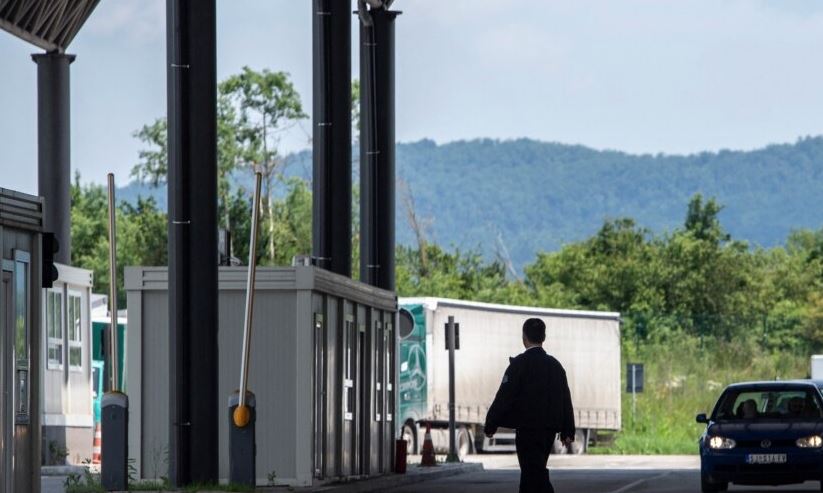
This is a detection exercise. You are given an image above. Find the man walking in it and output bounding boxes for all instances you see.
[484,318,575,493]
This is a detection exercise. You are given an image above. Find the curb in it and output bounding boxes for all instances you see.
[41,465,88,476]
[52,463,484,493]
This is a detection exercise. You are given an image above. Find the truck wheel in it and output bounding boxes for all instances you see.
[551,436,568,455]
[457,426,472,459]
[402,424,417,455]
[568,429,586,455]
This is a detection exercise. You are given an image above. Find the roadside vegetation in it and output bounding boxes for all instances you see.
[68,67,823,455]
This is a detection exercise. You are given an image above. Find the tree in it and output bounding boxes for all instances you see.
[684,194,729,245]
[352,78,361,143]
[131,118,167,187]
[399,179,431,276]
[71,173,167,305]
[130,92,240,233]
[220,67,308,264]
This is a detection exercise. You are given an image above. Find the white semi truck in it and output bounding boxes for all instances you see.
[397,297,621,456]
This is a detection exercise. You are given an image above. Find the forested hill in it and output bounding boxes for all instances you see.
[390,137,823,269]
[119,136,823,271]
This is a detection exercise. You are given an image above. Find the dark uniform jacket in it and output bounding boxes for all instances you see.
[484,346,575,438]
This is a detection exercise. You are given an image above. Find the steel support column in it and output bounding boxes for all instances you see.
[166,0,218,486]
[313,0,352,276]
[359,8,398,290]
[32,52,74,264]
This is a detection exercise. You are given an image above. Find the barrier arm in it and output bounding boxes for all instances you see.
[229,172,262,486]
[101,173,129,491]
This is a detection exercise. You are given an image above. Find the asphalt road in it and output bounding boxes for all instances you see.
[387,469,822,493]
[394,455,820,493]
[41,455,822,493]
[41,476,65,493]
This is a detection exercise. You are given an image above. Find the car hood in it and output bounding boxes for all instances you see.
[708,421,823,440]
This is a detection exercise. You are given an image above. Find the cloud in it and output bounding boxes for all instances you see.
[84,0,165,44]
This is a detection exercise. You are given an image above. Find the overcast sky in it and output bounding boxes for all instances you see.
[3,0,823,194]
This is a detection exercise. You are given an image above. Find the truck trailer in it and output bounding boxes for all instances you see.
[397,297,621,456]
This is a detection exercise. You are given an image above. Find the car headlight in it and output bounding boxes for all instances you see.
[708,436,736,450]
[796,435,823,448]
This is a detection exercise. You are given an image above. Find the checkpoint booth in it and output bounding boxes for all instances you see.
[41,264,94,465]
[0,189,43,493]
[125,265,397,486]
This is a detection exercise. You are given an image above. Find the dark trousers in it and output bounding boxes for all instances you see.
[515,428,556,493]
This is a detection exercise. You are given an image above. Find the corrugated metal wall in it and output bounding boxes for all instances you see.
[1,188,44,493]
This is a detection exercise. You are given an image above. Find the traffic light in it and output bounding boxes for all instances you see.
[42,232,59,288]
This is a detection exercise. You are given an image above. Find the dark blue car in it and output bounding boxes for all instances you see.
[697,380,823,492]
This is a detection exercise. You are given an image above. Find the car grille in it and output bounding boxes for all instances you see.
[735,439,796,448]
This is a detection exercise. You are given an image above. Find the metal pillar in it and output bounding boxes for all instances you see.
[359,8,399,290]
[32,52,74,265]
[312,0,352,277]
[446,316,458,462]
[166,0,218,486]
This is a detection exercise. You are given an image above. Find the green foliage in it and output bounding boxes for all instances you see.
[71,174,167,305]
[71,174,313,299]
[131,94,242,233]
[228,177,313,266]
[377,136,823,271]
[63,468,103,493]
[131,118,167,187]
[391,196,823,454]
[81,106,823,455]
[131,67,307,265]
[397,244,530,304]
[590,335,809,454]
[47,439,69,465]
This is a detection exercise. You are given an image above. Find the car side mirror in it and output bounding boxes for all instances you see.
[695,413,708,424]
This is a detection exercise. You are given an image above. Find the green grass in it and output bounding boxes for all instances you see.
[64,473,251,493]
[590,333,809,454]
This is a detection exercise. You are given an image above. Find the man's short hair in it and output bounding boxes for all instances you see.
[523,318,546,344]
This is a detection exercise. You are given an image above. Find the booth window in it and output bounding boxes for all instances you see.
[386,322,394,423]
[343,317,354,421]
[68,291,82,370]
[47,289,64,369]
[15,252,30,420]
[375,320,383,422]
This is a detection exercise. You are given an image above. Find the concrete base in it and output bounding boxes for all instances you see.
[42,425,93,465]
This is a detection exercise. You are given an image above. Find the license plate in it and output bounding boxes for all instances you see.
[746,454,787,464]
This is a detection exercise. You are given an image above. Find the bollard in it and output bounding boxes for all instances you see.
[101,392,129,491]
[395,438,408,474]
[229,391,256,486]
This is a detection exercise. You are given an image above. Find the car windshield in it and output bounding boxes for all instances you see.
[713,388,823,421]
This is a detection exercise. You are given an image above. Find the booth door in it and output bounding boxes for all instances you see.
[1,267,13,493]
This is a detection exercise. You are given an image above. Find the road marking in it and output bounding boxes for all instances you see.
[606,471,672,493]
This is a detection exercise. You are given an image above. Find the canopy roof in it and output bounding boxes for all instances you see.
[0,0,99,52]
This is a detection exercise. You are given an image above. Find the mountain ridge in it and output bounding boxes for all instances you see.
[114,136,823,270]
